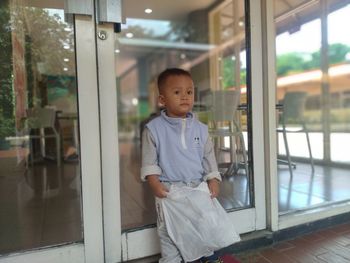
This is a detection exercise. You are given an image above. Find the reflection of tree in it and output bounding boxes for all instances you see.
[0,3,15,141]
[169,21,193,41]
[121,24,168,40]
[120,22,191,42]
[15,7,75,76]
[0,3,74,141]
[223,57,246,88]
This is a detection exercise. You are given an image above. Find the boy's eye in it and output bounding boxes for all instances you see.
[187,90,193,95]
[174,91,180,95]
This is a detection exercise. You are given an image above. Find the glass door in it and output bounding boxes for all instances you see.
[273,0,350,225]
[0,0,104,262]
[95,0,267,261]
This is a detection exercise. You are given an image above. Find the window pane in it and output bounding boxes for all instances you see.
[274,0,350,214]
[0,1,83,253]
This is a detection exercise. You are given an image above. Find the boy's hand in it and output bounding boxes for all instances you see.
[147,175,168,198]
[207,178,220,198]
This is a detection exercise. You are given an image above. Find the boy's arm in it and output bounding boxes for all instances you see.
[202,136,222,198]
[207,178,220,198]
[147,175,168,198]
[141,128,168,198]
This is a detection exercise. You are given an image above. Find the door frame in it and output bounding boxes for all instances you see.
[263,0,350,232]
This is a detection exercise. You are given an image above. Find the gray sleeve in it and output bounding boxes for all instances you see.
[202,136,222,181]
[141,127,162,181]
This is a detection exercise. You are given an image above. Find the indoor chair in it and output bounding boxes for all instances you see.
[207,90,248,176]
[26,107,61,167]
[277,91,314,176]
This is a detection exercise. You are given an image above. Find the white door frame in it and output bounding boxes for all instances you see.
[96,23,122,263]
[0,14,105,263]
[259,0,279,232]
[249,0,267,231]
[262,0,350,232]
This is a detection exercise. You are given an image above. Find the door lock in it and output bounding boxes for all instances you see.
[98,30,108,40]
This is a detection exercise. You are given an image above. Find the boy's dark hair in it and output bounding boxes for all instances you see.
[157,68,192,94]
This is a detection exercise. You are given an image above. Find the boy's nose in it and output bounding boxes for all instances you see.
[181,92,190,98]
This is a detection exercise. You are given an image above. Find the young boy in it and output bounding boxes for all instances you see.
[141,68,224,263]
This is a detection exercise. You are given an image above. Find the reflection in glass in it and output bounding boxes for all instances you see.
[275,0,350,214]
[116,0,252,230]
[0,1,82,254]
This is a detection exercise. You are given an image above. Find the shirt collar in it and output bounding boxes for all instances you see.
[160,109,194,126]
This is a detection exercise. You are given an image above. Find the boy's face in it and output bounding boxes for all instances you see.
[159,75,194,118]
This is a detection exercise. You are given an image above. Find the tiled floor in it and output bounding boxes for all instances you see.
[278,162,350,214]
[235,222,350,263]
[0,160,82,254]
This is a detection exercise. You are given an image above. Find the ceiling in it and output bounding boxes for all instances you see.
[275,0,349,34]
[24,0,218,21]
[122,0,217,21]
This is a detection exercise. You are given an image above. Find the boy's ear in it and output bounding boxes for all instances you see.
[158,94,165,107]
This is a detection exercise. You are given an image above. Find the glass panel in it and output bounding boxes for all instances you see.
[0,0,82,254]
[274,0,350,214]
[117,0,251,231]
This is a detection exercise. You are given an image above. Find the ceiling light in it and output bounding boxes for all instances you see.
[64,58,69,62]
[126,32,134,38]
[115,49,120,53]
[63,67,68,71]
[144,8,152,14]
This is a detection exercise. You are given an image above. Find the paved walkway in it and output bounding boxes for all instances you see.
[235,222,350,263]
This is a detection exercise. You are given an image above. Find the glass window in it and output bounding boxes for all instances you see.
[0,0,82,253]
[274,0,350,214]
[117,0,252,230]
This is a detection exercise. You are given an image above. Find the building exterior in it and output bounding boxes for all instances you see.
[0,0,349,262]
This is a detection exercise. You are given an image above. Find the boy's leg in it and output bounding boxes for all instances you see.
[155,197,182,263]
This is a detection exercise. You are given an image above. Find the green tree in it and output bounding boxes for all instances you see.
[306,43,350,69]
[223,57,234,88]
[276,52,306,76]
[328,43,350,64]
[222,56,247,89]
[277,43,350,77]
